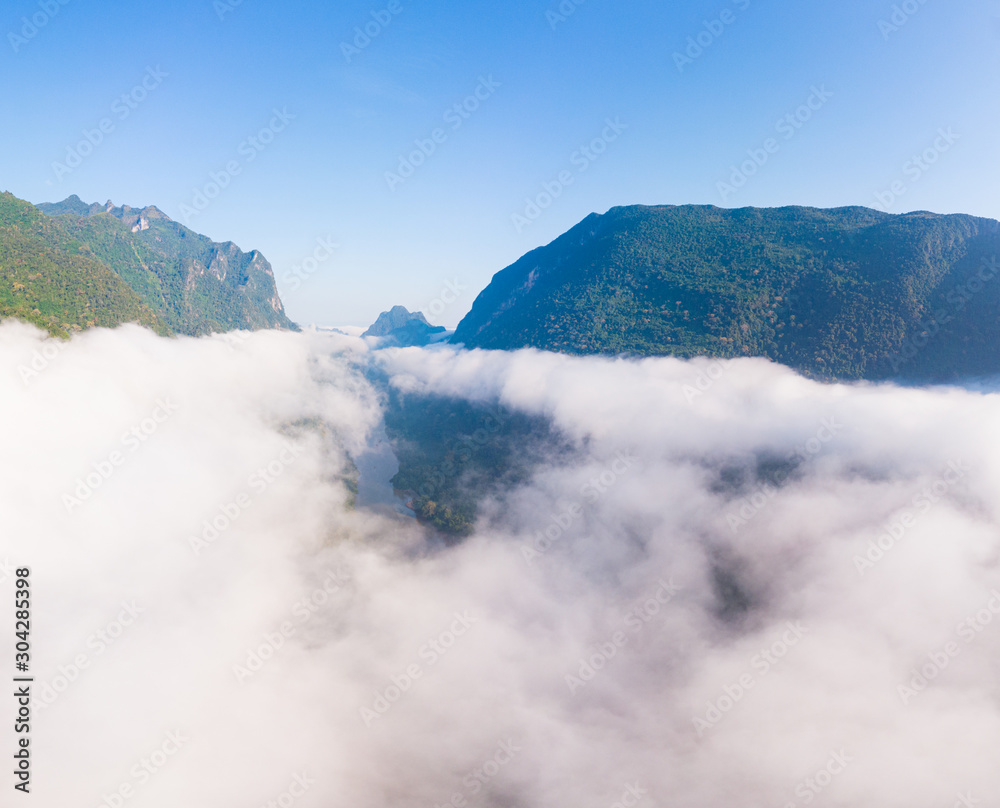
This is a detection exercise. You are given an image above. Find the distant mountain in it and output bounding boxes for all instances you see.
[363,305,446,347]
[452,204,1000,381]
[0,192,166,337]
[32,194,295,335]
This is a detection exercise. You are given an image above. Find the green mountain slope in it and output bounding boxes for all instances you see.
[383,387,561,538]
[0,192,167,337]
[35,195,296,335]
[451,205,1000,381]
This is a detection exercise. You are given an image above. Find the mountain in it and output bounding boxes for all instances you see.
[363,305,446,346]
[382,387,564,538]
[451,204,1000,382]
[33,194,295,335]
[0,192,167,337]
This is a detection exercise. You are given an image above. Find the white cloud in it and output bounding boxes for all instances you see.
[3,324,1000,807]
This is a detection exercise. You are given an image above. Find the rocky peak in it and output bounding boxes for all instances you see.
[363,306,432,337]
[362,305,445,346]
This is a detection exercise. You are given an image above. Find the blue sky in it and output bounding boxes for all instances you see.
[3,0,998,327]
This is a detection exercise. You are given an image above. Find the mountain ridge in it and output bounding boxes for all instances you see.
[451,204,1000,382]
[32,194,295,335]
[0,192,168,337]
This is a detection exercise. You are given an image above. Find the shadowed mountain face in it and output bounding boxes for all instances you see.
[452,204,1000,382]
[363,305,445,346]
[34,194,296,335]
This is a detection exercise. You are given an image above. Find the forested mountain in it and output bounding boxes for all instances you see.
[34,194,295,335]
[0,192,166,337]
[452,205,1000,381]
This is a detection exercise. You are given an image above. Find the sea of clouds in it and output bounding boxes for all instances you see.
[2,320,1000,808]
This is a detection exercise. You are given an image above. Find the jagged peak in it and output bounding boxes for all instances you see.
[39,196,174,224]
[363,305,435,338]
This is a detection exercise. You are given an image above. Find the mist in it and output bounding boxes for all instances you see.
[3,321,1000,808]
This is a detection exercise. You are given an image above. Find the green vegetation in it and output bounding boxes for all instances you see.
[383,388,563,539]
[452,205,1000,381]
[35,195,296,335]
[0,192,166,337]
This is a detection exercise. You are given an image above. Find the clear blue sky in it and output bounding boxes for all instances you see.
[3,0,998,327]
